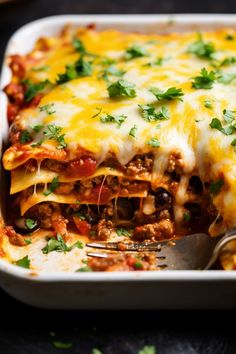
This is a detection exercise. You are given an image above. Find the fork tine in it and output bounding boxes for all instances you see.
[86,241,163,252]
[87,252,108,258]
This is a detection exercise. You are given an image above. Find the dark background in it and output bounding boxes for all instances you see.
[1,1,236,353]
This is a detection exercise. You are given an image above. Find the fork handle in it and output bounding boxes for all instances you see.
[204,228,236,270]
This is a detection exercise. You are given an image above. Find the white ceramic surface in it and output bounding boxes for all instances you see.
[1,14,236,309]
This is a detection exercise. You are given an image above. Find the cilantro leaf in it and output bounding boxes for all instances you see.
[56,57,92,84]
[204,99,213,108]
[23,79,49,102]
[100,114,127,128]
[138,345,156,354]
[192,68,217,89]
[125,44,149,60]
[217,72,236,84]
[39,103,56,115]
[16,255,30,269]
[43,176,59,196]
[209,118,234,135]
[139,104,169,122]
[129,124,138,138]
[43,124,67,149]
[149,86,184,101]
[217,56,236,67]
[76,266,93,272]
[144,57,164,67]
[187,34,215,59]
[20,130,31,143]
[231,138,236,146]
[72,38,86,53]
[99,65,125,82]
[25,218,37,230]
[147,137,160,148]
[209,179,224,194]
[116,228,131,237]
[31,124,44,132]
[107,79,136,98]
[42,234,84,254]
[52,341,73,349]
[24,239,32,245]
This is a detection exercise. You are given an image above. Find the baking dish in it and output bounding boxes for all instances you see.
[1,14,236,309]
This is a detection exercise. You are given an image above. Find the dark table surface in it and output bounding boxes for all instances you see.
[1,1,236,353]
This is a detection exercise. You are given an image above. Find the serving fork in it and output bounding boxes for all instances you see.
[86,229,236,270]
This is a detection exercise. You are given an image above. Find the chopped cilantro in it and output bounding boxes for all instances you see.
[217,72,236,84]
[129,124,138,138]
[42,233,84,254]
[139,104,169,122]
[92,349,103,354]
[209,179,224,194]
[72,38,86,53]
[31,124,44,132]
[100,114,127,128]
[144,57,164,67]
[209,118,234,135]
[147,137,160,148]
[218,56,236,67]
[52,341,73,349]
[24,239,32,245]
[20,130,31,143]
[16,255,30,269]
[138,345,156,354]
[204,99,213,109]
[43,124,67,149]
[31,65,49,72]
[92,107,103,118]
[187,33,215,59]
[149,86,184,101]
[25,218,37,230]
[39,103,56,115]
[134,261,143,269]
[125,44,149,60]
[116,228,131,237]
[56,57,92,84]
[77,266,93,272]
[23,79,49,102]
[192,68,217,89]
[100,57,115,66]
[99,65,125,82]
[43,176,59,196]
[107,79,136,98]
[183,212,191,221]
[223,109,236,123]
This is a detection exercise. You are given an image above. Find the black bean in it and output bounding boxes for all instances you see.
[155,188,172,211]
[117,198,134,220]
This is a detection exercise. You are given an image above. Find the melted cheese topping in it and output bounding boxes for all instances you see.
[4,27,236,235]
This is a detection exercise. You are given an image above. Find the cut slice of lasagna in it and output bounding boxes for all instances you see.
[2,25,236,270]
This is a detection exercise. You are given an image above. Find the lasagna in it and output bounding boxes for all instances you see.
[2,25,236,271]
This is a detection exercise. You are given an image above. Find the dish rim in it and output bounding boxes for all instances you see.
[1,13,236,282]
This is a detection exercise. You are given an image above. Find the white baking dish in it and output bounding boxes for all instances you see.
[1,14,236,309]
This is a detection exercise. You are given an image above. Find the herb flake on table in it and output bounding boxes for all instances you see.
[138,345,156,354]
[52,341,73,349]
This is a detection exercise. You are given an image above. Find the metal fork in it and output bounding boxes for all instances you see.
[86,228,236,270]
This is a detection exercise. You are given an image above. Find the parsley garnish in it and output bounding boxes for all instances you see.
[39,103,56,115]
[187,33,215,59]
[42,233,84,254]
[216,56,236,68]
[16,255,30,269]
[43,176,59,196]
[209,179,224,194]
[192,68,217,89]
[144,57,164,67]
[43,124,67,149]
[31,124,44,132]
[209,118,234,135]
[134,261,143,269]
[129,124,138,138]
[149,86,184,101]
[139,104,169,122]
[25,239,32,245]
[20,130,31,143]
[99,65,125,82]
[23,79,49,102]
[231,138,236,147]
[204,99,213,108]
[100,57,115,66]
[100,114,127,128]
[107,79,136,98]
[52,341,73,349]
[147,137,160,148]
[125,44,149,60]
[138,345,156,354]
[25,218,37,230]
[92,107,103,118]
[116,228,131,237]
[56,57,92,84]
